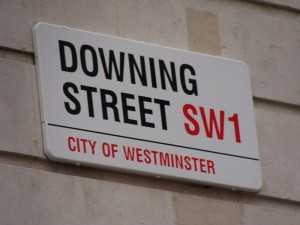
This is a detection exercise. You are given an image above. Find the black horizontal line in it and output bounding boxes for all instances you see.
[48,123,259,161]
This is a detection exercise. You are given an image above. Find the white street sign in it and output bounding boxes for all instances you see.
[33,23,262,192]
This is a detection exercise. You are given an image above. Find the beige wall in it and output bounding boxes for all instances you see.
[0,0,300,224]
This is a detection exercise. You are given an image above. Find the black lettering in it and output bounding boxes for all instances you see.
[80,45,98,77]
[159,60,177,92]
[139,96,155,128]
[98,48,125,81]
[100,89,120,122]
[80,85,97,117]
[59,40,77,72]
[180,64,198,96]
[128,54,147,86]
[149,58,157,88]
[121,93,137,125]
[154,98,170,130]
[63,82,81,115]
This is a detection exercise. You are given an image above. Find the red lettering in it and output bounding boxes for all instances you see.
[136,148,143,163]
[159,152,170,167]
[184,156,192,170]
[183,104,240,143]
[151,150,158,165]
[102,142,118,157]
[175,155,183,169]
[228,113,241,143]
[199,106,224,140]
[183,104,200,135]
[68,136,97,154]
[88,140,96,155]
[121,145,216,175]
[81,139,87,153]
[144,149,151,164]
[199,158,207,173]
[68,136,76,151]
[207,160,215,174]
[76,138,81,152]
[170,154,175,168]
[191,157,198,171]
[123,146,136,161]
[111,144,118,158]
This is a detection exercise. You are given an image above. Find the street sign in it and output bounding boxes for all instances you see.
[33,22,262,192]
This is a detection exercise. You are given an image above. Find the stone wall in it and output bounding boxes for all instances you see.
[0,0,299,224]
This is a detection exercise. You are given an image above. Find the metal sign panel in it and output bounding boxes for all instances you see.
[33,22,262,192]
